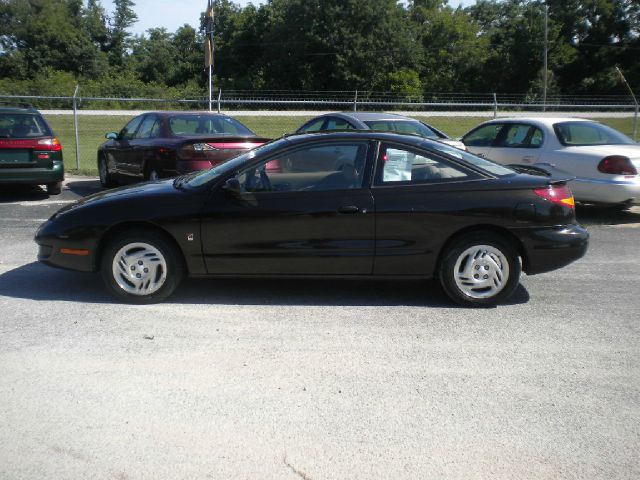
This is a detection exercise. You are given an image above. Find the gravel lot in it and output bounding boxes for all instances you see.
[1,177,639,480]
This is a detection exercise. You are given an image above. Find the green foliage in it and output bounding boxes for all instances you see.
[384,69,423,98]
[0,0,639,98]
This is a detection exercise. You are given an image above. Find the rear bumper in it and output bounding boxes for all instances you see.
[518,224,589,275]
[570,177,640,205]
[0,161,64,185]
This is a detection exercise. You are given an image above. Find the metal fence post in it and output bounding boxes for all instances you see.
[353,90,358,112]
[493,93,498,118]
[217,89,222,113]
[72,85,80,170]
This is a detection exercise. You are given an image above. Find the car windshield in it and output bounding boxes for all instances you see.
[184,137,289,188]
[0,113,51,138]
[363,120,441,139]
[554,121,635,146]
[168,114,255,137]
[427,141,516,177]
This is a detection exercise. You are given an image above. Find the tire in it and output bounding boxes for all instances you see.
[439,232,521,308]
[98,155,116,188]
[46,181,62,195]
[100,229,184,304]
[145,164,161,181]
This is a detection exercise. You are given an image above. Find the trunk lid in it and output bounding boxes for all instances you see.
[177,136,270,166]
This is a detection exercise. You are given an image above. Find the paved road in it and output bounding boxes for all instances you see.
[1,178,639,480]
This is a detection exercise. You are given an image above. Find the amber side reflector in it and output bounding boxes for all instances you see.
[60,248,90,256]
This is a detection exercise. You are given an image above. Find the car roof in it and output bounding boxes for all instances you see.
[144,111,235,118]
[481,117,593,127]
[283,130,436,148]
[330,112,421,122]
[0,104,40,114]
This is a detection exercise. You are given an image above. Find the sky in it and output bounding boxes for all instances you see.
[105,0,477,36]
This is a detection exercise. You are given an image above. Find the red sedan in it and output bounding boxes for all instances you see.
[97,112,269,187]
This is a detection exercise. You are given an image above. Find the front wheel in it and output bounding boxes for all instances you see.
[100,229,184,304]
[439,233,521,308]
[98,155,116,188]
[145,164,161,181]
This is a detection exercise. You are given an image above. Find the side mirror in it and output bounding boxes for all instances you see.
[222,177,241,196]
[105,132,119,140]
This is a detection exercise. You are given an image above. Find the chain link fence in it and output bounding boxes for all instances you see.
[1,91,637,174]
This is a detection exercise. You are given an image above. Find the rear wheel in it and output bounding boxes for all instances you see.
[98,155,116,188]
[46,181,62,195]
[439,233,521,308]
[100,229,184,304]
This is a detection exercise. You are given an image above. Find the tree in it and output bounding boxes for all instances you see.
[253,0,421,91]
[410,0,489,93]
[467,0,571,94]
[0,0,106,80]
[546,0,640,93]
[109,0,138,67]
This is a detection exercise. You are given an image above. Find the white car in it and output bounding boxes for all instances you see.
[461,117,640,207]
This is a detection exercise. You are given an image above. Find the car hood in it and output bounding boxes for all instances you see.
[54,179,181,218]
[85,179,178,204]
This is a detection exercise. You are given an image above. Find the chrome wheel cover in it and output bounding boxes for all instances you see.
[111,242,167,296]
[453,245,510,299]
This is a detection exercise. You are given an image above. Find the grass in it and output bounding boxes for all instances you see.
[43,113,638,176]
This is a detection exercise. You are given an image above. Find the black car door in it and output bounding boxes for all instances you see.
[130,114,161,178]
[200,140,375,275]
[106,115,144,178]
[371,142,485,276]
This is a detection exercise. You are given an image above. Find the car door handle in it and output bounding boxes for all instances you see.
[338,205,360,214]
[522,156,534,163]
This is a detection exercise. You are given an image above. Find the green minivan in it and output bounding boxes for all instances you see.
[0,104,64,194]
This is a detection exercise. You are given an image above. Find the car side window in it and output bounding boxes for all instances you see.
[499,124,544,148]
[120,116,144,141]
[235,142,368,193]
[298,118,327,132]
[135,115,159,139]
[324,118,354,130]
[374,144,473,186]
[462,124,503,147]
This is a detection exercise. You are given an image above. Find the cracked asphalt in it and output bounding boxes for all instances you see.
[0,177,639,480]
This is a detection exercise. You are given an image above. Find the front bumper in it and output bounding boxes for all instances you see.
[0,161,64,185]
[517,223,589,275]
[35,220,96,273]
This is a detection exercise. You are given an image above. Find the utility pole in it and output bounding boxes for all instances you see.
[616,66,639,141]
[205,1,215,112]
[543,4,549,112]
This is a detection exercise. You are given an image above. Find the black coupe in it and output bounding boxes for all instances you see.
[36,131,589,307]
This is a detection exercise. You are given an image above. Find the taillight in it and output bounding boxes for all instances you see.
[0,137,62,151]
[533,184,575,209]
[37,137,62,152]
[597,155,637,175]
[179,142,264,160]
